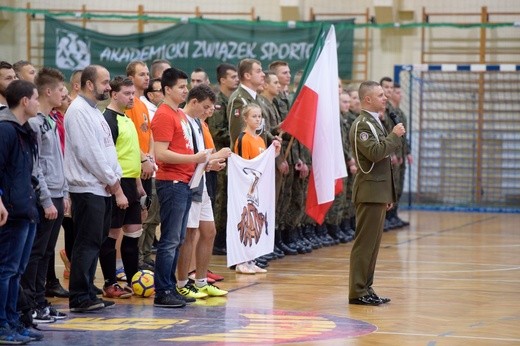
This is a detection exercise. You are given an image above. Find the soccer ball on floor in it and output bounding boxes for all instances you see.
[131,270,155,297]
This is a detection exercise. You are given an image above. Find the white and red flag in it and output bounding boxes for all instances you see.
[281,25,347,224]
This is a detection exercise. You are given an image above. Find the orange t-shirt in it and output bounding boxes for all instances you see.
[201,121,215,150]
[125,96,151,153]
[151,104,195,183]
[234,132,266,159]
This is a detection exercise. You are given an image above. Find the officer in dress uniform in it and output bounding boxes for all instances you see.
[348,81,405,306]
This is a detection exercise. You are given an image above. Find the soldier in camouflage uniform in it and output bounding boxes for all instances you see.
[388,83,411,226]
[208,64,239,255]
[380,77,409,229]
[258,72,284,204]
[270,61,312,254]
[324,90,355,243]
[344,88,361,233]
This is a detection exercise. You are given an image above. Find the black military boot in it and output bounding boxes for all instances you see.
[394,206,410,227]
[388,208,403,229]
[317,224,334,246]
[297,226,314,251]
[277,228,298,255]
[339,218,354,242]
[327,223,347,244]
[303,224,321,249]
[273,229,286,258]
[288,227,309,254]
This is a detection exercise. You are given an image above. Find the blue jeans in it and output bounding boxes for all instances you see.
[155,180,192,294]
[0,220,36,325]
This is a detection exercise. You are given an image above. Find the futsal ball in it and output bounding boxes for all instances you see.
[131,270,155,297]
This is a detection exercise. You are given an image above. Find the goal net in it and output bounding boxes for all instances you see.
[395,64,520,212]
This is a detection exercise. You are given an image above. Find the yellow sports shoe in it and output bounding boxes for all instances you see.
[197,283,228,297]
[193,297,228,307]
[177,283,208,299]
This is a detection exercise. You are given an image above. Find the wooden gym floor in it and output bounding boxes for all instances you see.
[41,210,520,345]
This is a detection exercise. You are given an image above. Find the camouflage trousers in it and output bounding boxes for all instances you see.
[284,170,308,229]
[325,177,348,226]
[343,172,355,220]
[276,166,294,230]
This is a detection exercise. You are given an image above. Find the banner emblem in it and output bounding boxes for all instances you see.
[56,28,91,70]
[237,168,268,246]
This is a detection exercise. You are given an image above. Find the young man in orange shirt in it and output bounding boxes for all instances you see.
[126,61,155,197]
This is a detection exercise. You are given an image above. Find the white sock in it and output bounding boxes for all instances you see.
[195,278,207,288]
[177,279,188,288]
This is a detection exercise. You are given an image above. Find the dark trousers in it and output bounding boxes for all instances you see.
[68,193,111,306]
[21,198,64,307]
[61,216,75,261]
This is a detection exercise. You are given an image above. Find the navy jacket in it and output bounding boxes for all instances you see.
[0,108,39,223]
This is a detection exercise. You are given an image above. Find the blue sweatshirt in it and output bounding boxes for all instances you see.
[0,108,39,222]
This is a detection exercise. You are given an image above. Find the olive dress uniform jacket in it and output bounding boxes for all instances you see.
[228,85,256,147]
[349,110,402,204]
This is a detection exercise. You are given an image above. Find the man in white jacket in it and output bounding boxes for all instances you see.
[64,65,128,313]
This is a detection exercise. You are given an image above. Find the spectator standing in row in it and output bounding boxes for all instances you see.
[13,60,36,83]
[176,85,230,298]
[23,67,69,323]
[139,77,165,271]
[65,65,128,312]
[139,59,171,271]
[0,80,43,343]
[0,61,17,107]
[126,61,155,197]
[151,67,209,308]
[100,76,146,299]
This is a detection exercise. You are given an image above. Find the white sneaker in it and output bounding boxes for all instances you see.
[235,263,255,274]
[251,264,267,273]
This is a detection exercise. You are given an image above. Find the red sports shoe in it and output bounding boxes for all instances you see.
[207,270,224,282]
[102,283,132,299]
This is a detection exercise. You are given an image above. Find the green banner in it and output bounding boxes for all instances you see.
[44,16,354,80]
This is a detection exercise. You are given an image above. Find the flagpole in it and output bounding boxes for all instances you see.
[283,136,295,161]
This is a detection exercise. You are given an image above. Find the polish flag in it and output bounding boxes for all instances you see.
[281,25,347,224]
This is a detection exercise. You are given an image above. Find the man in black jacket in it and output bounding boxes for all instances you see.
[0,79,43,343]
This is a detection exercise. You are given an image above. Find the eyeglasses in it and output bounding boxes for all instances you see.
[150,89,162,93]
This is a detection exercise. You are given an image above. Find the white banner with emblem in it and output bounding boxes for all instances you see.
[226,145,276,267]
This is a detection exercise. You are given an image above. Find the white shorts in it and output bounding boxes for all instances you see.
[187,189,214,228]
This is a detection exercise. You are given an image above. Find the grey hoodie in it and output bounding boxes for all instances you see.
[28,112,68,208]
